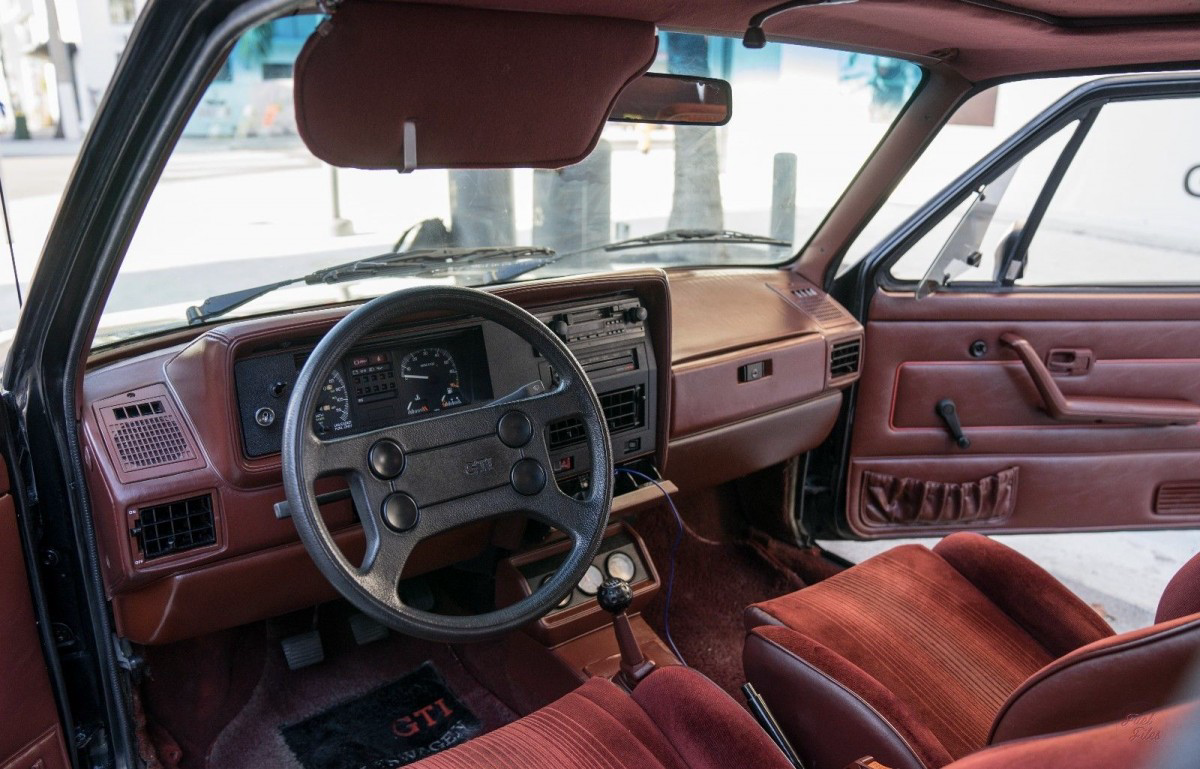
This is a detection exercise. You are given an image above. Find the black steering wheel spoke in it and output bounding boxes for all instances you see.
[282,286,613,643]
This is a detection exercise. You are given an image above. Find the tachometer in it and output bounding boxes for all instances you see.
[400,347,465,416]
[313,369,353,435]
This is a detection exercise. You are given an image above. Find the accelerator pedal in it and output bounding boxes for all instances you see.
[281,629,325,670]
[349,613,388,646]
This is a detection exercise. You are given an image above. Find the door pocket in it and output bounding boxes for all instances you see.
[862,466,1019,527]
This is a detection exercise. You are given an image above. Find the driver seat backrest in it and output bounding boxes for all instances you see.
[743,534,1200,769]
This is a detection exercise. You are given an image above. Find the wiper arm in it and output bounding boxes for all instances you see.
[603,228,791,252]
[185,246,555,325]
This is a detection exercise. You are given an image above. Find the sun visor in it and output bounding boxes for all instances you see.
[294,1,658,170]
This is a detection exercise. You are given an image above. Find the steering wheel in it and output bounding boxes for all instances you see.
[282,286,613,642]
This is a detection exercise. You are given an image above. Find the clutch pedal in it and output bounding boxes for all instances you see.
[349,613,388,646]
[281,629,325,670]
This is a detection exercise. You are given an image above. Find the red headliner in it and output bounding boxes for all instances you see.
[413,0,1200,81]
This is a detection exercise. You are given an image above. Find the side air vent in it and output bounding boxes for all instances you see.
[131,494,216,560]
[1155,482,1200,516]
[789,287,853,328]
[547,385,647,449]
[95,385,205,482]
[830,338,862,380]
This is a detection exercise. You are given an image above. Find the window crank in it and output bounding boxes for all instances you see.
[936,399,971,449]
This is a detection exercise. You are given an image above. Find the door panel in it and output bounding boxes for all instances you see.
[0,459,69,769]
[845,290,1200,537]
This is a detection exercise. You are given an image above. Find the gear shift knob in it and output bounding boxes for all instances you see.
[598,578,634,614]
[595,577,654,688]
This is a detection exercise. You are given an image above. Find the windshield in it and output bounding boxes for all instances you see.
[94,16,921,347]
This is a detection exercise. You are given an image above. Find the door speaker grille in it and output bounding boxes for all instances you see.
[1155,482,1200,515]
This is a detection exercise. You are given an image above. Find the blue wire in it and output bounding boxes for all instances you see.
[613,467,688,667]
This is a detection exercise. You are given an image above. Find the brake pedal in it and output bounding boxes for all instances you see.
[281,629,325,670]
[349,613,388,646]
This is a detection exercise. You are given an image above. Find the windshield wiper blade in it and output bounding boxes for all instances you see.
[185,246,555,325]
[603,228,791,252]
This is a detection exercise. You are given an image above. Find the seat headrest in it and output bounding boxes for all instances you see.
[1158,551,1200,624]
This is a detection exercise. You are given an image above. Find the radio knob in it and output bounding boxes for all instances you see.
[625,307,648,323]
[550,319,570,338]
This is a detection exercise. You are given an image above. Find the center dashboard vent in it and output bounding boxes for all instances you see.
[131,493,216,561]
[548,385,646,449]
[830,338,862,380]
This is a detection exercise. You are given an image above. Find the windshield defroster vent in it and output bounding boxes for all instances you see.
[131,494,217,561]
[830,338,862,380]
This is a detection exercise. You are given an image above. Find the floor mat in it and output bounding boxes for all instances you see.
[208,632,515,769]
[634,489,811,699]
[281,662,481,769]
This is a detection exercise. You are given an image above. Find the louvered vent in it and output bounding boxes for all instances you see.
[548,417,587,450]
[790,287,852,327]
[1155,482,1200,515]
[106,400,196,472]
[830,338,862,380]
[132,494,216,560]
[547,386,646,449]
[599,385,645,434]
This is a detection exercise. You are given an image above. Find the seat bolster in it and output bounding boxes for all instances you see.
[990,614,1200,745]
[744,604,784,631]
[631,665,793,769]
[933,532,1114,657]
[744,626,954,769]
[1157,551,1200,623]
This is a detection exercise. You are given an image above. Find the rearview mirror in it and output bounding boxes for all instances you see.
[608,73,732,126]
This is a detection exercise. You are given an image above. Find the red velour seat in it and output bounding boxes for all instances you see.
[408,665,794,769]
[743,533,1200,769]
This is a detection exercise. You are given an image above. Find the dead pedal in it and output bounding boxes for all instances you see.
[349,613,388,646]
[281,629,325,670]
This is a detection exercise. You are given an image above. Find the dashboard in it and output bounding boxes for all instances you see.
[79,269,862,645]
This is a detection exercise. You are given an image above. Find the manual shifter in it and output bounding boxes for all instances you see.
[597,578,655,688]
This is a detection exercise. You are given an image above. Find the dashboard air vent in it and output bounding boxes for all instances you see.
[547,385,647,449]
[548,418,587,450]
[790,287,852,327]
[132,494,216,560]
[1155,482,1200,515]
[600,385,645,434]
[830,338,862,380]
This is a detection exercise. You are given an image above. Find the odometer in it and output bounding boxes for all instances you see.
[313,369,353,435]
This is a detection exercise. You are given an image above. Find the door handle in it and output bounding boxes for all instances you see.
[999,333,1200,426]
[1046,348,1093,376]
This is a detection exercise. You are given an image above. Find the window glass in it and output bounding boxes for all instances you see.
[1018,97,1200,286]
[839,75,1098,277]
[97,18,923,347]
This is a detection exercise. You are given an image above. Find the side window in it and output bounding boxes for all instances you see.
[1018,97,1200,286]
[884,92,1200,289]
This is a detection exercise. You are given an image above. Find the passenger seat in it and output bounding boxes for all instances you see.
[742,533,1200,769]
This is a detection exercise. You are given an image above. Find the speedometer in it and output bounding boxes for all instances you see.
[313,369,353,435]
[401,347,465,416]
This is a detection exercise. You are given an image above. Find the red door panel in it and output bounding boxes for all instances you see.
[846,289,1200,537]
[0,460,70,769]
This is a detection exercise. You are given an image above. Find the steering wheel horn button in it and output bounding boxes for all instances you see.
[381,492,419,532]
[510,458,547,496]
[497,410,534,447]
[369,439,406,479]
